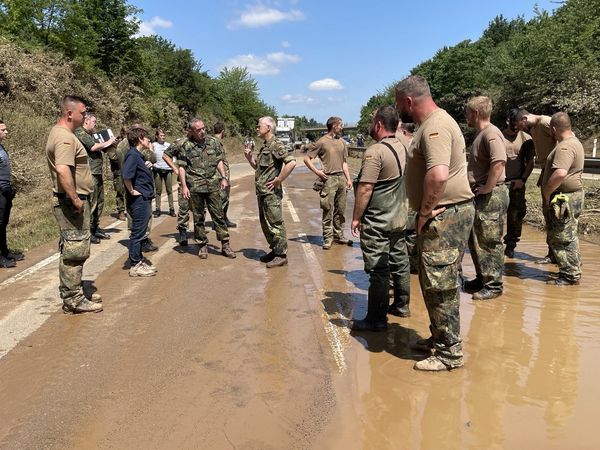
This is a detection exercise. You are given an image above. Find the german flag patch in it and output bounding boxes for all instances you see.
[429,133,439,140]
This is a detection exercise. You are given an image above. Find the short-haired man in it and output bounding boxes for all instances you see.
[463,96,508,301]
[304,116,353,249]
[46,96,102,314]
[213,122,236,228]
[177,118,236,259]
[502,109,535,258]
[107,126,127,221]
[75,114,116,243]
[542,112,584,285]
[244,116,297,268]
[517,110,556,264]
[350,106,410,330]
[0,120,24,268]
[163,132,192,246]
[396,75,474,371]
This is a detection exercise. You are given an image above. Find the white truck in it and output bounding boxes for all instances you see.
[276,117,296,150]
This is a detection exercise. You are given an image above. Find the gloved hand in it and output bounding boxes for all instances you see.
[550,193,570,219]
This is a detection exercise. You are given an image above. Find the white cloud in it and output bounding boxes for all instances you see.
[228,4,305,29]
[281,94,316,104]
[223,52,301,75]
[281,40,291,48]
[308,78,344,91]
[135,16,173,37]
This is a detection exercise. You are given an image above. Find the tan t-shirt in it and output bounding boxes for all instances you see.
[542,135,584,192]
[46,125,93,195]
[406,109,473,210]
[306,135,347,174]
[395,130,412,148]
[359,137,406,183]
[468,124,507,186]
[531,115,555,165]
[503,130,533,180]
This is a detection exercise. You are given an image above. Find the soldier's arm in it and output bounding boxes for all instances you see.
[351,182,374,237]
[162,153,178,173]
[90,138,116,152]
[244,142,257,169]
[55,164,83,213]
[417,165,449,234]
[303,154,327,180]
[342,161,352,189]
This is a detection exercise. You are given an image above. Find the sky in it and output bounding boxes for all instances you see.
[130,0,559,124]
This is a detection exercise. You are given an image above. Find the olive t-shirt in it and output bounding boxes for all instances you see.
[531,115,555,165]
[468,124,507,186]
[359,137,406,183]
[503,130,534,180]
[542,136,584,193]
[405,109,473,210]
[46,125,93,195]
[75,127,103,175]
[306,135,347,174]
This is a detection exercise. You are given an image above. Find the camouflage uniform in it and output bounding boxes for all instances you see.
[319,174,347,241]
[468,184,509,293]
[75,127,104,234]
[212,136,232,220]
[107,144,125,214]
[405,208,419,273]
[164,140,190,232]
[177,136,229,245]
[419,202,475,366]
[547,190,583,281]
[255,136,295,255]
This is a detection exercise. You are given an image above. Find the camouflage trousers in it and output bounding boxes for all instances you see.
[177,181,190,231]
[504,185,526,248]
[405,209,418,273]
[361,227,410,323]
[547,189,584,281]
[319,174,347,241]
[258,192,287,255]
[90,174,104,233]
[221,179,231,219]
[468,184,509,293]
[190,190,229,245]
[53,196,91,307]
[418,201,474,367]
[110,160,125,213]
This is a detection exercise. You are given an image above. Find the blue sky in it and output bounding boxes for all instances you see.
[131,0,558,124]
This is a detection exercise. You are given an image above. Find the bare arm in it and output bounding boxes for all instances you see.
[90,137,116,152]
[303,155,328,180]
[178,167,191,199]
[217,160,228,190]
[542,168,567,204]
[244,143,257,169]
[342,161,352,189]
[351,182,374,237]
[266,160,297,191]
[417,165,449,234]
[56,164,84,213]
[162,153,179,173]
[123,179,141,197]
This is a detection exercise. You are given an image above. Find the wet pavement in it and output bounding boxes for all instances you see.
[0,160,598,449]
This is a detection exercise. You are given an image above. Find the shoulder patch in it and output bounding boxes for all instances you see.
[559,147,569,151]
[429,133,439,140]
[365,155,373,160]
[489,137,496,143]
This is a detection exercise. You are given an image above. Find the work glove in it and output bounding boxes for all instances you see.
[550,193,570,220]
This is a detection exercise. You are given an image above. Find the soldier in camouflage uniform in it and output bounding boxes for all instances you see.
[304,116,352,249]
[107,129,126,221]
[213,122,236,228]
[396,76,474,371]
[542,112,585,285]
[177,118,236,259]
[75,114,115,243]
[464,96,509,301]
[163,136,191,246]
[46,96,102,314]
[244,116,297,268]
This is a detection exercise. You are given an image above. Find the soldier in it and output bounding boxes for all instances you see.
[213,122,236,228]
[463,96,508,301]
[542,112,584,285]
[350,105,410,330]
[151,128,175,218]
[244,116,297,268]
[107,126,127,221]
[395,75,474,371]
[46,96,102,314]
[0,120,23,268]
[163,135,191,247]
[75,114,115,243]
[177,118,236,259]
[502,109,535,257]
[517,110,557,264]
[304,116,353,249]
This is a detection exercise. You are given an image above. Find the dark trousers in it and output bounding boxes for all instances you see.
[128,195,152,264]
[0,191,13,256]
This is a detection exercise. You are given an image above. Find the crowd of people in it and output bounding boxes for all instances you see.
[0,76,586,371]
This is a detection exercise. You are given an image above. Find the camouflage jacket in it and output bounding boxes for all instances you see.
[177,136,225,193]
[255,136,295,196]
[213,136,230,178]
[75,127,103,175]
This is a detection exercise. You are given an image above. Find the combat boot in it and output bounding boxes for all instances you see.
[388,303,411,317]
[472,288,502,300]
[6,251,24,261]
[89,293,102,303]
[169,208,176,217]
[221,241,236,258]
[504,245,515,258]
[62,299,103,314]
[547,276,579,286]
[95,229,111,240]
[199,244,208,259]
[153,209,161,218]
[266,255,288,268]
[0,255,16,268]
[334,236,353,246]
[322,239,333,250]
[463,277,483,293]
[178,229,188,247]
[225,218,237,228]
[260,250,276,263]
[90,235,101,244]
[535,254,557,265]
[142,239,158,252]
[129,261,157,277]
[350,319,388,332]
[412,336,434,350]
[414,356,459,371]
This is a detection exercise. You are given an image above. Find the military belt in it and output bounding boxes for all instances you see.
[438,198,474,209]
[53,192,89,201]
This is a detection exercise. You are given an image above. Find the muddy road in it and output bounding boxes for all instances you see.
[0,161,598,449]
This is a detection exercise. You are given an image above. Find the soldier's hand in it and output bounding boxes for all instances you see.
[72,197,84,214]
[266,177,281,191]
[182,185,191,200]
[318,170,329,181]
[417,207,446,234]
[511,179,525,190]
[351,219,361,238]
[346,179,353,190]
[220,178,229,190]
[473,185,492,196]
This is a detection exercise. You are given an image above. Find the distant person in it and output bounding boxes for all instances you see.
[107,127,127,221]
[46,95,102,314]
[350,105,410,331]
[75,114,115,244]
[152,128,175,218]
[396,75,474,371]
[244,117,296,268]
[542,112,584,285]
[517,110,557,264]
[304,116,353,249]
[0,120,23,268]
[502,109,535,258]
[213,122,236,228]
[122,126,158,277]
[356,133,364,147]
[463,96,508,301]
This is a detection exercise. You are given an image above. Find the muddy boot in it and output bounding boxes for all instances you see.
[322,239,333,250]
[388,303,410,317]
[221,241,236,259]
[0,255,16,268]
[333,236,353,246]
[535,254,557,265]
[62,299,103,314]
[266,255,288,268]
[463,276,483,293]
[169,208,176,217]
[225,218,237,228]
[412,336,434,351]
[414,355,457,372]
[6,252,24,262]
[260,250,276,263]
[199,244,208,259]
[472,288,502,300]
[89,293,102,303]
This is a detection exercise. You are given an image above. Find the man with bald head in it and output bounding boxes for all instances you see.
[395,75,474,371]
[542,112,584,285]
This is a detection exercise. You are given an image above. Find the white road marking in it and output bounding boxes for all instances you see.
[285,198,300,223]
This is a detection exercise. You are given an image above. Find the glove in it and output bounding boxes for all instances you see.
[550,193,570,220]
